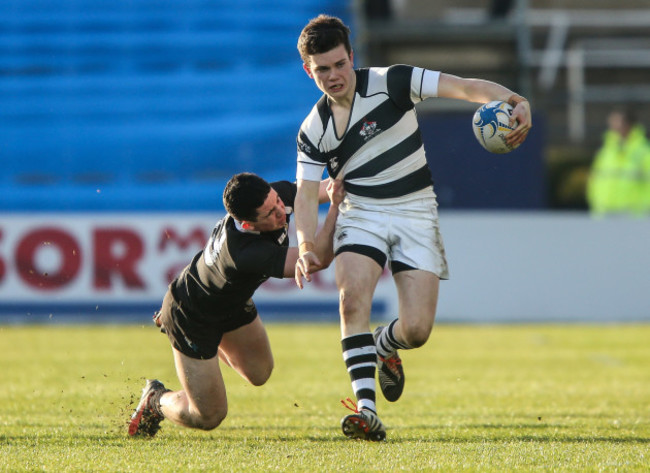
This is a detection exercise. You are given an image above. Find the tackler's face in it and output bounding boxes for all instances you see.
[303,44,355,101]
[250,188,287,232]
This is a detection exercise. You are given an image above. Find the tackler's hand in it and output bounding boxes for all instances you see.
[327,178,345,206]
[295,251,321,289]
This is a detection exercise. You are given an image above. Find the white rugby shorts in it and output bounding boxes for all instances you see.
[333,196,450,279]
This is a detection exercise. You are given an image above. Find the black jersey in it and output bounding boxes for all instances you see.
[169,181,296,317]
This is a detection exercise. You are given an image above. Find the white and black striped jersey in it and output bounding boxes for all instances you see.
[297,65,441,204]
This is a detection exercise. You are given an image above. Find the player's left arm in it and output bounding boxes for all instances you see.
[437,73,532,147]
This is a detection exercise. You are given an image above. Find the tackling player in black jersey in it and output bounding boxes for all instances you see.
[129,172,344,437]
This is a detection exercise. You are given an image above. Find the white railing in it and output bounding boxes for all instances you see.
[443,5,650,142]
[358,2,650,142]
[567,38,650,142]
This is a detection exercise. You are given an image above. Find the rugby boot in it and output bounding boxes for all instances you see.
[340,398,386,442]
[128,379,169,437]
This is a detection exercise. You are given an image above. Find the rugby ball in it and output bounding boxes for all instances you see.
[472,101,519,154]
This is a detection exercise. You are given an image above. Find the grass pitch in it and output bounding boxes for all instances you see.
[1,323,648,472]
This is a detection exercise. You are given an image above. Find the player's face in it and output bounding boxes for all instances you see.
[250,188,287,232]
[304,44,355,102]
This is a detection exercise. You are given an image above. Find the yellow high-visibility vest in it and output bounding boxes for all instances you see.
[587,125,650,216]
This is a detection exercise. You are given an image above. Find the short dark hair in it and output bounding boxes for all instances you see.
[222,173,271,222]
[297,14,352,65]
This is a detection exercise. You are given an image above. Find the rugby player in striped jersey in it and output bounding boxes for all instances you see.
[293,14,532,441]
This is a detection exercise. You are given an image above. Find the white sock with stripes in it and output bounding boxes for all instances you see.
[341,332,377,413]
[376,319,411,359]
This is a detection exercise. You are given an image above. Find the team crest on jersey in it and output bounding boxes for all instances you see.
[360,119,381,141]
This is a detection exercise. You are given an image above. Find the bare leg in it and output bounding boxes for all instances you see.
[218,315,273,386]
[392,270,440,347]
[160,315,273,430]
[160,349,227,430]
[335,252,383,337]
[335,251,387,440]
[335,252,383,413]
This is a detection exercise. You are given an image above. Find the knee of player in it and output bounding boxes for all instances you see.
[338,289,367,316]
[249,361,274,387]
[197,409,228,431]
[401,321,432,348]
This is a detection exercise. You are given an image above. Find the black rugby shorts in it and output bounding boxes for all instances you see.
[156,290,258,360]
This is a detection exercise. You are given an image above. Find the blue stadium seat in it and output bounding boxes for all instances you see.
[0,0,347,210]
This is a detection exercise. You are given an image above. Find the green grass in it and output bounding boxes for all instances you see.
[1,323,648,472]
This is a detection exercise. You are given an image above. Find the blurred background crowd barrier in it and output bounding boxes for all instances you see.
[1,0,649,322]
[356,0,650,211]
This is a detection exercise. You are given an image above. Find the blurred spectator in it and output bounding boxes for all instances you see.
[586,108,650,217]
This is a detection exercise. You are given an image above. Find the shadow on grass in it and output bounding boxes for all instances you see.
[3,428,648,447]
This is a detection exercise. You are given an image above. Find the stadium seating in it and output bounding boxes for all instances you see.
[0,0,348,210]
